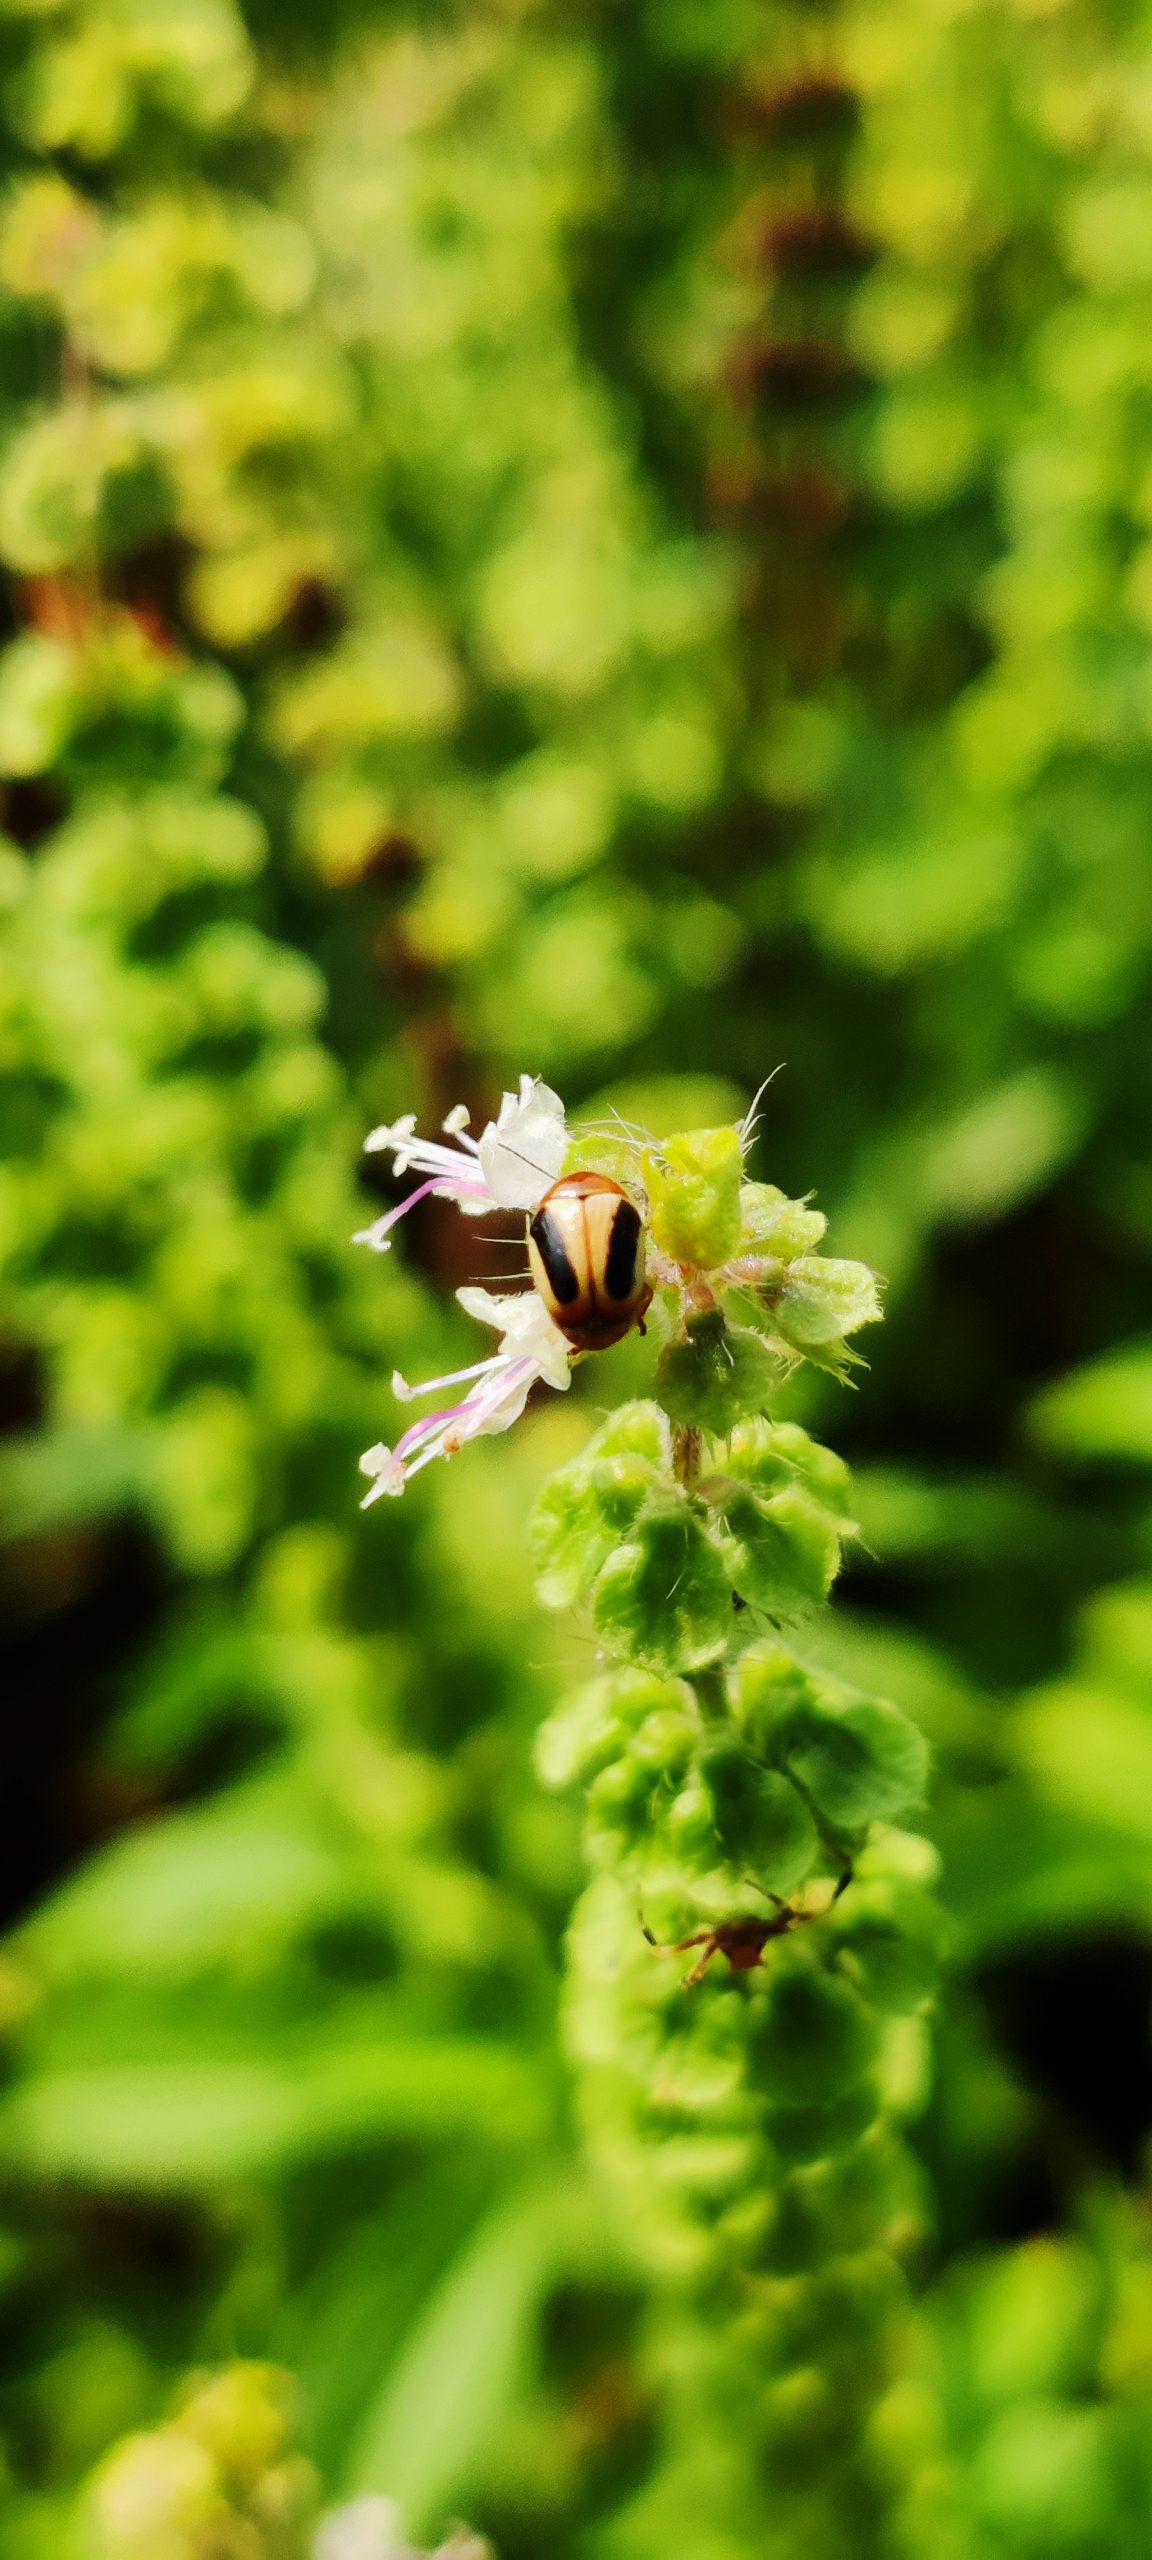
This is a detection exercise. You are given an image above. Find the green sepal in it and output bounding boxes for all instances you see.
[737,1182,827,1261]
[765,2080,879,2169]
[591,1494,732,1675]
[751,1955,879,2108]
[581,1401,673,1468]
[655,1310,780,1434]
[696,1735,817,1895]
[829,1876,942,2013]
[785,1681,930,1828]
[585,1752,655,1848]
[529,1449,658,1609]
[728,1641,825,1759]
[757,2135,903,2274]
[534,1667,695,1791]
[727,1419,855,1532]
[772,1255,883,1354]
[563,1134,639,1190]
[646,1124,743,1269]
[715,1482,842,1617]
[664,1775,719,1863]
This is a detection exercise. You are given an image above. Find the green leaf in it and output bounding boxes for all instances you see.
[591,1497,732,1675]
[1029,1340,1152,1463]
[347,2175,568,2533]
[0,2039,546,2189]
[655,1311,780,1433]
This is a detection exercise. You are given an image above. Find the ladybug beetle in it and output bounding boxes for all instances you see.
[527,1170,653,1353]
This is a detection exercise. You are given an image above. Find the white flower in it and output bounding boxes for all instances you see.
[355,1075,566,1252]
[314,2500,490,2560]
[359,1287,572,1503]
[355,1077,574,1499]
[314,2500,408,2560]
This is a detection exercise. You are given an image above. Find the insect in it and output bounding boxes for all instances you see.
[642,1873,850,1989]
[527,1170,653,1353]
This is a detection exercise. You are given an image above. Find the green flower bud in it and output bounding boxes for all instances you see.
[656,1310,780,1433]
[591,1496,732,1675]
[716,1482,842,1616]
[630,1705,699,1773]
[785,1683,930,1829]
[586,1754,653,1843]
[664,1775,719,1861]
[737,1182,827,1260]
[647,1124,743,1268]
[174,2363,292,2489]
[88,2429,222,2560]
[751,1954,878,2108]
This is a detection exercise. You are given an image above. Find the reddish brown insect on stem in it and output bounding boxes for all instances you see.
[641,1871,850,1989]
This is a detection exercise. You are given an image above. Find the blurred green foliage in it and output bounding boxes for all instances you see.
[2,0,1152,2551]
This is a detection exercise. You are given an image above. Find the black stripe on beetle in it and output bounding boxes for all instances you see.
[527,1207,582,1304]
[603,1198,641,1302]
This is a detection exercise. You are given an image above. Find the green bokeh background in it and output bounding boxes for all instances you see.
[4,0,1152,2550]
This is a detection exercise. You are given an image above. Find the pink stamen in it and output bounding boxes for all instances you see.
[393,1397,475,1463]
[356,1170,488,1251]
[392,1354,536,1479]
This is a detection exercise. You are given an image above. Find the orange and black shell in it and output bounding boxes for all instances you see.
[527,1170,651,1351]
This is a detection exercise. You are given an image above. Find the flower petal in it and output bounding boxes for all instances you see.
[477,1076,567,1209]
[455,1284,572,1386]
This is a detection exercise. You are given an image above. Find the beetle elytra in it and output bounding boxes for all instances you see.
[527,1170,652,1353]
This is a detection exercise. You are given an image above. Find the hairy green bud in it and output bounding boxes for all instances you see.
[647,1123,743,1267]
